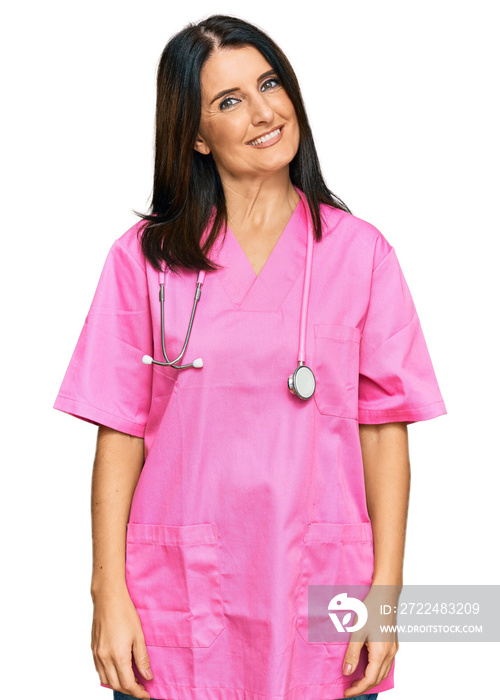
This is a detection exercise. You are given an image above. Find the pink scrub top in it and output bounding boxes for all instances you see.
[53,186,447,700]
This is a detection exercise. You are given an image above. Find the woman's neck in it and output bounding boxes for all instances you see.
[221,170,299,234]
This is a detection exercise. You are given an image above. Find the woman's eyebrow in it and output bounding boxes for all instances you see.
[209,69,276,104]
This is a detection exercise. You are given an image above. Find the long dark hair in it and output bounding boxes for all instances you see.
[133,14,351,275]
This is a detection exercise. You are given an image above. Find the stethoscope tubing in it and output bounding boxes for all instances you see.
[142,190,316,398]
[156,267,206,369]
[298,221,313,367]
[141,268,206,369]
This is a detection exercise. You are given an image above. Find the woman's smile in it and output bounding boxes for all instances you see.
[246,124,285,148]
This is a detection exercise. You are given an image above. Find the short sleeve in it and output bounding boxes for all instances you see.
[358,244,447,425]
[53,238,153,437]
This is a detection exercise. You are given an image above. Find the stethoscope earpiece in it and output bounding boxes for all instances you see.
[142,354,203,368]
[288,364,316,400]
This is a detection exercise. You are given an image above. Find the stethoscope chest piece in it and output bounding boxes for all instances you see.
[288,364,316,400]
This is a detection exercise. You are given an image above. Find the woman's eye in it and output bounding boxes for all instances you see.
[261,77,280,91]
[218,78,280,110]
[219,97,240,111]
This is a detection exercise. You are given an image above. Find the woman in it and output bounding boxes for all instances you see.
[53,14,447,700]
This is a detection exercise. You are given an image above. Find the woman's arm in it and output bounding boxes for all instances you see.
[90,425,153,700]
[359,421,410,586]
[342,422,408,697]
[90,425,144,598]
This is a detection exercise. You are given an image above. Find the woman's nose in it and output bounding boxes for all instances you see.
[249,92,275,124]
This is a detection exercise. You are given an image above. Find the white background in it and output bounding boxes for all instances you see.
[2,1,499,698]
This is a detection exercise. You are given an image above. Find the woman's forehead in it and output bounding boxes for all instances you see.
[200,46,272,95]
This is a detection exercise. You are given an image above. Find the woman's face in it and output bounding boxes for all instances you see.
[194,45,300,181]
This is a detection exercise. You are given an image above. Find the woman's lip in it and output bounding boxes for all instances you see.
[246,124,285,148]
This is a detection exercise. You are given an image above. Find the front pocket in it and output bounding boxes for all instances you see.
[125,522,225,647]
[295,522,374,644]
[313,324,361,419]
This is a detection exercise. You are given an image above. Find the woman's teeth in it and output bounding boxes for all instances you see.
[248,127,281,146]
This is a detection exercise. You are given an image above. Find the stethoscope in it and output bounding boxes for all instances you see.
[142,197,316,401]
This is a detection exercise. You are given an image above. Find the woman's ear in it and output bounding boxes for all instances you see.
[194,134,211,155]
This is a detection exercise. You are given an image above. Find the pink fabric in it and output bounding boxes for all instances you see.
[53,187,447,700]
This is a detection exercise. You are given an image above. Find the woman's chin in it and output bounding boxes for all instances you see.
[247,148,298,175]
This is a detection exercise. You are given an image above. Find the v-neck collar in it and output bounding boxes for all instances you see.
[209,186,309,312]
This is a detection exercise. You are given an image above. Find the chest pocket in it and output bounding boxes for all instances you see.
[313,324,360,419]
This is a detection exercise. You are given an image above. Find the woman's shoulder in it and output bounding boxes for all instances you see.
[320,203,393,269]
[112,218,149,271]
